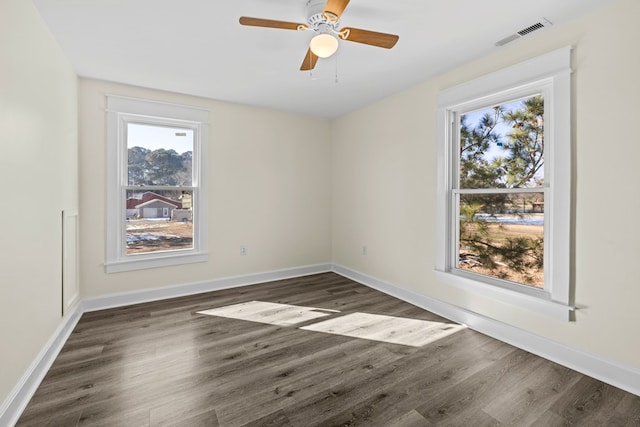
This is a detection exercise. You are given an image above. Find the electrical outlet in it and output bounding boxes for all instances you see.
[240,245,248,256]
[362,246,367,255]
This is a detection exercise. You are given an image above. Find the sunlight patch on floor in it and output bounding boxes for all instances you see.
[199,301,465,347]
[197,301,339,326]
[300,312,466,347]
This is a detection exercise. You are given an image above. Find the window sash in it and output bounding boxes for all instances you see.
[121,186,198,257]
[453,188,546,195]
[124,185,197,191]
[451,188,547,292]
[122,117,199,186]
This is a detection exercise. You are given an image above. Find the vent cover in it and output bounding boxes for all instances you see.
[495,18,552,46]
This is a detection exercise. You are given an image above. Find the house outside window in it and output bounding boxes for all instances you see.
[106,96,208,273]
[435,47,572,319]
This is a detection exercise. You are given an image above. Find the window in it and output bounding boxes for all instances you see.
[106,96,208,273]
[435,47,572,319]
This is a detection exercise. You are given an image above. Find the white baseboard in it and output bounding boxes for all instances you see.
[0,302,83,427]
[82,263,332,312]
[332,264,640,397]
[0,263,331,426]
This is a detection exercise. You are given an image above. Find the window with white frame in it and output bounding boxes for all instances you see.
[106,96,208,273]
[435,47,573,319]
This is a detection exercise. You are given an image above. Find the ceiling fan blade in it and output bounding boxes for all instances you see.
[340,27,399,49]
[300,48,319,71]
[323,0,350,21]
[239,16,306,31]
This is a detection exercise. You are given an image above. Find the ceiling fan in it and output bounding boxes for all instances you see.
[239,0,399,71]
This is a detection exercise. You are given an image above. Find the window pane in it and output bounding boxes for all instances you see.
[125,189,193,254]
[460,95,544,189]
[458,192,544,288]
[127,123,193,186]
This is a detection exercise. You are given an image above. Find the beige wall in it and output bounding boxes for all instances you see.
[332,0,640,369]
[79,80,332,298]
[3,0,638,413]
[0,0,78,405]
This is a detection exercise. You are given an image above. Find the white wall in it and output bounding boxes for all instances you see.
[332,0,640,369]
[0,0,78,407]
[79,80,332,298]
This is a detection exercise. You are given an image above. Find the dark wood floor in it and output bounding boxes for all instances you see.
[17,273,640,426]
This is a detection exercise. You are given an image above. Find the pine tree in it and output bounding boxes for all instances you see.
[458,96,545,287]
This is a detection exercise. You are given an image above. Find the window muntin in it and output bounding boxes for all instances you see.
[125,189,194,254]
[459,96,544,190]
[457,190,544,289]
[127,123,193,186]
[106,96,208,273]
[454,96,545,290]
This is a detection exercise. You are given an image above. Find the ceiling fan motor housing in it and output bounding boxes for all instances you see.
[306,0,339,31]
[306,0,327,18]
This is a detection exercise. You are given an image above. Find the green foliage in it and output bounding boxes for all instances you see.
[127,146,149,185]
[501,96,544,187]
[458,96,545,287]
[460,95,544,190]
[128,147,192,186]
[460,106,504,189]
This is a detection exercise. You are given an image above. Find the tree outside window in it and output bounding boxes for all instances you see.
[457,96,544,288]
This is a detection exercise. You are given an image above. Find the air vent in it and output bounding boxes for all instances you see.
[495,18,552,47]
[518,22,545,36]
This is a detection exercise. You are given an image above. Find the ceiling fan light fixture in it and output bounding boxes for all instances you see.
[309,33,338,58]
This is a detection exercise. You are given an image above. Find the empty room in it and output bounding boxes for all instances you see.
[1,0,639,425]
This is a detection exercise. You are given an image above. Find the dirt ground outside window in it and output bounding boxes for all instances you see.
[126,219,193,254]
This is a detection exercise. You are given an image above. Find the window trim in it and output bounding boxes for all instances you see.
[435,47,573,319]
[105,95,209,273]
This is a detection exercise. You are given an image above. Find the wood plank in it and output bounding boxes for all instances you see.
[482,358,583,424]
[547,375,636,425]
[16,272,640,426]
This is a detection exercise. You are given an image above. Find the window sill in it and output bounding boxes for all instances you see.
[434,270,573,320]
[105,252,208,273]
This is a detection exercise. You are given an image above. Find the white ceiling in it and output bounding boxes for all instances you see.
[32,0,616,118]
